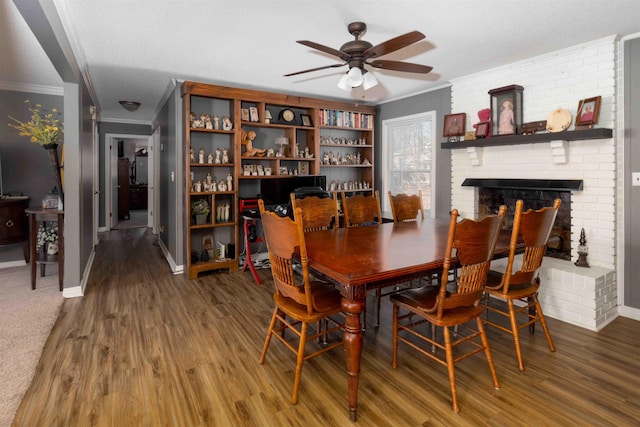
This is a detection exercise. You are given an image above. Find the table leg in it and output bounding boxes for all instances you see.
[341,297,364,422]
[29,213,36,290]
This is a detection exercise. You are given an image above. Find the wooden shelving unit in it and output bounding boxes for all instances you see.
[181,81,376,278]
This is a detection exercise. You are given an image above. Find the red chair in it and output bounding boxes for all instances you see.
[239,198,264,285]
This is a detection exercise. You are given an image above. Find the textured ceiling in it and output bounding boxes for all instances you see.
[3,0,640,124]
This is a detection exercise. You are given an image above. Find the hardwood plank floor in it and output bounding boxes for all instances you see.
[13,228,640,426]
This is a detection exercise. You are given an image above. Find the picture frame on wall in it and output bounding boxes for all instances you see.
[443,113,466,142]
[576,96,601,127]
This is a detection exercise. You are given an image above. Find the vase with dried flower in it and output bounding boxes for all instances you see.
[8,100,64,205]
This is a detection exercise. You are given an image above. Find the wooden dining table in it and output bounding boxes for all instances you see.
[303,219,513,421]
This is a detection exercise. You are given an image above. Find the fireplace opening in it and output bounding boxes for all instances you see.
[463,179,582,261]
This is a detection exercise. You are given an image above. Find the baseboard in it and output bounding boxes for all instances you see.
[0,260,28,269]
[157,238,183,274]
[618,305,640,322]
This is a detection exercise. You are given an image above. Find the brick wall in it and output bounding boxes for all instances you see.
[449,36,618,330]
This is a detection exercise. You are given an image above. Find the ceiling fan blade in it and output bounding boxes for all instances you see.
[368,60,433,74]
[284,63,346,77]
[296,40,350,61]
[364,31,425,58]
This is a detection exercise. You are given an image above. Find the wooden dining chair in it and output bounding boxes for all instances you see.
[482,198,561,371]
[257,199,344,405]
[290,192,339,232]
[388,190,424,222]
[391,205,507,413]
[341,191,382,228]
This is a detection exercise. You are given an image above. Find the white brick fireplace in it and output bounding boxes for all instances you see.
[449,36,618,331]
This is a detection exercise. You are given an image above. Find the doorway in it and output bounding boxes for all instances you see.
[105,134,154,230]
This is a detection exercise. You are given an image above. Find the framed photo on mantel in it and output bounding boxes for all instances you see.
[489,84,523,136]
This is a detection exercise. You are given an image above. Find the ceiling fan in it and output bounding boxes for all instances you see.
[285,22,433,90]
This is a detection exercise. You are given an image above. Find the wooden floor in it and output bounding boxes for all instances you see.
[13,228,640,426]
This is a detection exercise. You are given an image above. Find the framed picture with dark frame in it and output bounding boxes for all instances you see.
[278,166,288,175]
[298,161,309,175]
[576,96,601,127]
[475,122,490,139]
[300,114,312,127]
[443,113,466,142]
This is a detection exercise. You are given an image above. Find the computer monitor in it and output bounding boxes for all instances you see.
[259,176,327,206]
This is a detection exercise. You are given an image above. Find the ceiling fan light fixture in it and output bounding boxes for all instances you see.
[337,73,351,91]
[362,71,378,90]
[119,100,141,112]
[346,67,363,87]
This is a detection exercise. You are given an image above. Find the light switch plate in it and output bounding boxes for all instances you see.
[633,172,640,186]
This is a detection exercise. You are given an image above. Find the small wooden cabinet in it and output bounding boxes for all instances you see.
[0,196,30,262]
[129,185,148,210]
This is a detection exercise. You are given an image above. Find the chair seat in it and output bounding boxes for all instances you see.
[390,286,483,327]
[275,281,343,321]
[486,270,540,299]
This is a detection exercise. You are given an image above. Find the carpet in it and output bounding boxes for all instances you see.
[0,265,64,427]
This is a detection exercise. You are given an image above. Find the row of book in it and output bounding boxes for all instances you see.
[319,109,374,129]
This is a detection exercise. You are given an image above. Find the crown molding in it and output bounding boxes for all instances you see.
[100,117,152,126]
[0,81,64,96]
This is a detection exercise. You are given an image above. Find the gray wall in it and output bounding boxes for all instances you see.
[375,86,452,219]
[624,37,640,309]
[0,89,64,263]
[154,81,183,270]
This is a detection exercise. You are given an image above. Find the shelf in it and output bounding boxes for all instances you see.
[190,163,234,167]
[189,128,234,134]
[320,144,372,148]
[321,164,372,168]
[441,127,612,149]
[240,121,314,130]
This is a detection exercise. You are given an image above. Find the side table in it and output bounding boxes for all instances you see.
[26,208,64,291]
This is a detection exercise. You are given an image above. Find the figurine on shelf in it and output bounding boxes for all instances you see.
[222,148,229,163]
[189,112,197,128]
[198,147,205,164]
[226,173,233,192]
[240,129,266,157]
[266,148,275,157]
[211,180,217,192]
[193,181,202,192]
[218,180,227,192]
[213,114,220,130]
[222,116,233,131]
[215,147,221,164]
[204,114,213,129]
[190,146,194,162]
[207,152,214,164]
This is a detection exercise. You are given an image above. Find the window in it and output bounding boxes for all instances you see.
[381,111,436,216]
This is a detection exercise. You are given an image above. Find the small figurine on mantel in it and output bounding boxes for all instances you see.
[575,228,590,268]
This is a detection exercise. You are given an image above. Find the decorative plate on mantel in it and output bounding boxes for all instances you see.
[546,108,572,132]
